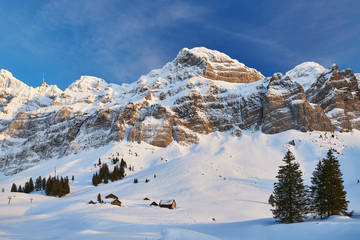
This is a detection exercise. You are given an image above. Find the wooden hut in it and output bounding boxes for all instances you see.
[88,200,96,204]
[111,199,122,207]
[143,197,150,201]
[159,199,176,209]
[105,193,118,199]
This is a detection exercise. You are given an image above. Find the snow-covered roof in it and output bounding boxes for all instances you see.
[159,199,175,205]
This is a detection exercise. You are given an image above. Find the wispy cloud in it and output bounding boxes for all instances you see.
[33,0,209,84]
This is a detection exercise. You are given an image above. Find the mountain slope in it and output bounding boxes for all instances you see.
[1,47,360,175]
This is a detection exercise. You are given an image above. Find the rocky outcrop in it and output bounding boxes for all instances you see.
[174,47,264,83]
[306,64,360,131]
[262,73,333,133]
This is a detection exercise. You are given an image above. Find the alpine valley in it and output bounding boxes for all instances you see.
[0,47,359,239]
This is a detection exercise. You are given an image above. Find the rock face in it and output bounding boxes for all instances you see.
[1,47,360,175]
[306,64,360,131]
[262,73,333,133]
[174,47,264,83]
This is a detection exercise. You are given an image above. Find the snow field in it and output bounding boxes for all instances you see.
[0,131,360,239]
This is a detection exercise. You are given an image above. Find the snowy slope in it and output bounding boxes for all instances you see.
[0,131,359,239]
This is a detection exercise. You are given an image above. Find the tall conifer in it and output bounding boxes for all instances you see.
[311,149,348,218]
[271,150,308,223]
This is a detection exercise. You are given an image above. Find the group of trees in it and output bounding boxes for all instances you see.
[92,159,128,186]
[45,176,70,197]
[270,149,349,223]
[11,177,36,193]
[11,175,70,198]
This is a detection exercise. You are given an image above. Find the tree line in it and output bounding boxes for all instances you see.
[11,175,70,198]
[92,158,128,186]
[270,149,350,223]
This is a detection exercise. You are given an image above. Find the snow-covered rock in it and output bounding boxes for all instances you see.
[285,62,325,91]
[1,47,360,175]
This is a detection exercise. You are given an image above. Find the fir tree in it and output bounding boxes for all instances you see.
[29,177,34,192]
[35,176,42,191]
[119,159,127,179]
[97,193,102,203]
[11,183,17,192]
[64,178,70,195]
[271,150,309,223]
[45,177,52,195]
[104,174,109,184]
[18,185,23,192]
[311,149,348,218]
[42,178,46,191]
[24,182,31,193]
[92,173,100,186]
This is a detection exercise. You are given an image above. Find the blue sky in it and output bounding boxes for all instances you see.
[0,0,359,90]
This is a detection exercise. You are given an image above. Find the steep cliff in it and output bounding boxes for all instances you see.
[0,47,359,175]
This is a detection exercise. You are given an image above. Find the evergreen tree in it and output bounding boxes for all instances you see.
[45,177,52,195]
[11,183,17,192]
[24,182,31,193]
[97,193,102,203]
[64,178,70,195]
[119,159,127,179]
[92,173,100,186]
[29,177,34,192]
[35,176,42,191]
[18,185,23,192]
[271,150,308,223]
[311,149,348,218]
[42,178,46,191]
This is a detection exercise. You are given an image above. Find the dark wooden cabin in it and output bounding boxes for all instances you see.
[159,199,176,209]
[111,199,122,207]
[105,193,118,199]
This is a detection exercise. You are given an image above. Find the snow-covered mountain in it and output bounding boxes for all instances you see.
[1,47,360,239]
[0,47,360,175]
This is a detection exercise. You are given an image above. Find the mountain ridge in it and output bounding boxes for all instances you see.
[1,46,360,175]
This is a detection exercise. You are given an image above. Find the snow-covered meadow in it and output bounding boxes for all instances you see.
[0,130,360,239]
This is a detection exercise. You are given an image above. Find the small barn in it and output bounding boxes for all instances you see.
[159,199,176,209]
[88,200,96,204]
[111,199,122,207]
[105,193,118,199]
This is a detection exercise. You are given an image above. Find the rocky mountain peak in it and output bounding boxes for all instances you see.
[173,47,264,83]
